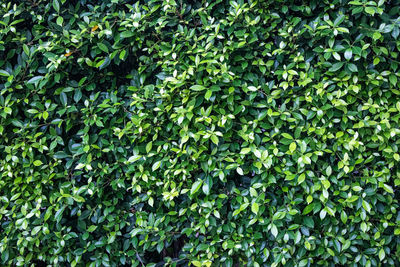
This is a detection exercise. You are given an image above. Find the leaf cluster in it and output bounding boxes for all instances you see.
[1,0,400,266]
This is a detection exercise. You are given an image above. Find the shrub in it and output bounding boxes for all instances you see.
[1,0,400,266]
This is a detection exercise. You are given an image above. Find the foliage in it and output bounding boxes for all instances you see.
[1,0,400,266]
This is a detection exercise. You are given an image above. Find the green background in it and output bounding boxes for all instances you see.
[1,0,400,266]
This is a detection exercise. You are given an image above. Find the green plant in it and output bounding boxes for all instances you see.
[1,0,400,266]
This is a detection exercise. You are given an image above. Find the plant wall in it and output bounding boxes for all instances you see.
[1,0,400,266]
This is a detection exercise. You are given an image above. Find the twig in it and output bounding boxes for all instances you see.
[136,252,145,267]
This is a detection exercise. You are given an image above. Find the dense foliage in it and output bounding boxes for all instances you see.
[1,0,400,266]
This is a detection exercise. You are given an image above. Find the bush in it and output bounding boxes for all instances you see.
[1,0,400,266]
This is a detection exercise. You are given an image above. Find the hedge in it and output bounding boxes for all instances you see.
[1,0,400,266]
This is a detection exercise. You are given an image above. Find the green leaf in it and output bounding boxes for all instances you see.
[341,211,348,224]
[362,200,371,213]
[329,62,344,72]
[128,155,141,162]
[303,204,314,215]
[56,16,63,26]
[202,175,212,195]
[4,107,12,115]
[152,161,161,171]
[74,89,82,102]
[344,49,352,60]
[44,207,53,221]
[273,211,286,220]
[120,31,134,38]
[298,173,305,184]
[210,135,219,145]
[33,160,43,166]
[326,166,332,176]
[383,184,394,194]
[21,219,28,230]
[54,152,69,159]
[27,76,43,84]
[289,142,296,153]
[373,31,381,40]
[88,225,97,232]
[299,259,309,267]
[22,44,30,56]
[271,224,278,237]
[348,63,358,72]
[347,195,359,202]
[60,92,67,106]
[389,74,397,86]
[32,226,41,236]
[0,69,10,76]
[205,90,212,100]
[54,206,65,223]
[119,50,126,60]
[379,248,385,261]
[365,6,375,15]
[98,43,109,53]
[240,147,251,154]
[333,14,345,27]
[333,240,341,253]
[146,142,152,153]
[282,133,293,139]
[190,180,203,196]
[53,0,60,12]
[190,85,206,91]
[251,202,259,214]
